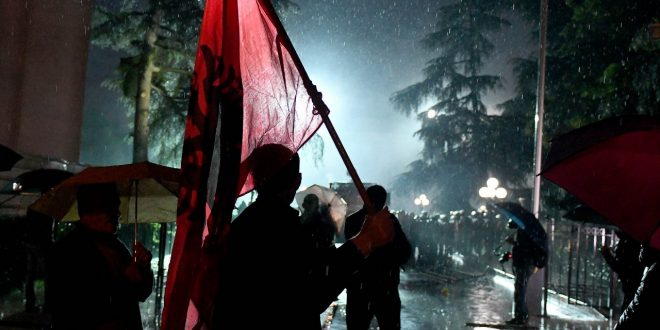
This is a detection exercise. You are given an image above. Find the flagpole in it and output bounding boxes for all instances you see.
[533,0,549,318]
[259,0,375,213]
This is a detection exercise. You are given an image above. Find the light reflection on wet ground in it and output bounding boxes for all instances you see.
[325,269,616,330]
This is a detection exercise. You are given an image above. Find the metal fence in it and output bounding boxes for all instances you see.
[545,219,619,317]
[397,210,622,319]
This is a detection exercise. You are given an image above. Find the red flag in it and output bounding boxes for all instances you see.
[161,0,322,328]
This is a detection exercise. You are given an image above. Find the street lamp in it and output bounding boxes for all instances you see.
[479,177,507,200]
[426,109,437,119]
[414,193,430,212]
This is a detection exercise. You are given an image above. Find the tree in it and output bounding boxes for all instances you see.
[391,0,511,211]
[92,0,202,164]
[504,0,659,213]
[510,0,658,137]
[93,0,300,165]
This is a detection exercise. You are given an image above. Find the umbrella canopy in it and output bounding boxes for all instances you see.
[1,169,74,194]
[295,184,347,233]
[541,115,660,249]
[493,202,548,251]
[30,162,179,224]
[0,144,22,171]
[563,205,614,228]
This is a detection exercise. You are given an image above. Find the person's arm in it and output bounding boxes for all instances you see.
[615,263,658,330]
[351,208,395,257]
[311,209,395,312]
[121,242,154,301]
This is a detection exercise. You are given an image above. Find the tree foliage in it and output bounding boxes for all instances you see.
[394,0,658,213]
[92,0,300,166]
[391,0,513,211]
[92,0,202,165]
[508,0,659,213]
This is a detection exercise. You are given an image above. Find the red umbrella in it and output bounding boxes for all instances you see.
[540,115,660,249]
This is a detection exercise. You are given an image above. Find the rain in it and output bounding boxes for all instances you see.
[0,0,658,329]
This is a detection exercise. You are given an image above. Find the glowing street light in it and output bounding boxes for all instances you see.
[479,177,507,200]
[414,193,430,212]
[426,109,437,119]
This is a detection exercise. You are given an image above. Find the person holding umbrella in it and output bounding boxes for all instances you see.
[502,219,537,325]
[47,183,153,329]
[614,244,660,330]
[494,202,548,326]
[599,231,643,313]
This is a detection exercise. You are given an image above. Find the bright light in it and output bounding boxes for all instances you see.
[478,205,487,212]
[426,109,437,119]
[415,194,430,207]
[480,177,506,200]
[478,187,494,198]
[495,187,508,199]
[486,177,499,189]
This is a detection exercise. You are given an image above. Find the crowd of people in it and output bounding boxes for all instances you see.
[394,209,506,274]
[15,143,659,329]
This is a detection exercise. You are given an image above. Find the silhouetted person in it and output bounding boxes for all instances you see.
[300,193,335,249]
[344,185,411,330]
[614,244,660,330]
[215,144,394,329]
[600,231,643,312]
[47,183,153,329]
[23,209,53,313]
[505,220,536,325]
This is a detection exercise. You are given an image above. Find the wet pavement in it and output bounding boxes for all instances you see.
[1,268,618,329]
[323,268,617,330]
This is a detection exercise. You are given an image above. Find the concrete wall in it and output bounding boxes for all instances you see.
[0,0,92,162]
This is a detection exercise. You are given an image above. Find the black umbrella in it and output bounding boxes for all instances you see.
[0,144,22,171]
[2,169,74,194]
[493,202,548,252]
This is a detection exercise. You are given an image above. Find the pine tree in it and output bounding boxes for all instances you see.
[92,0,300,165]
[391,0,510,210]
[92,0,202,164]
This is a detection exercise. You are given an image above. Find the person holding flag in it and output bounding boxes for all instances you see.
[214,144,395,328]
[161,0,389,328]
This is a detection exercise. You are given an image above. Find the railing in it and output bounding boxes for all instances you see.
[395,210,620,318]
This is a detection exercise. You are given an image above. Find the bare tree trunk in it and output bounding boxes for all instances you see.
[133,10,162,163]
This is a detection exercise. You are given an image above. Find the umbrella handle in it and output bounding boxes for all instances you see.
[134,180,138,260]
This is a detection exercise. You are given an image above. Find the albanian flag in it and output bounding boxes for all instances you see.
[162,0,323,328]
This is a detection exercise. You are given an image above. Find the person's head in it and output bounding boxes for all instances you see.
[302,194,320,213]
[77,183,120,234]
[250,144,301,203]
[366,185,387,210]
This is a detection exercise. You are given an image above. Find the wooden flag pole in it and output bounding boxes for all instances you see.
[260,0,375,213]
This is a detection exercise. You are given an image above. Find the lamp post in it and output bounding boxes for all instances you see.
[478,177,507,210]
[414,193,430,213]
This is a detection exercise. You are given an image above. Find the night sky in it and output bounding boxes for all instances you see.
[80,0,531,209]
